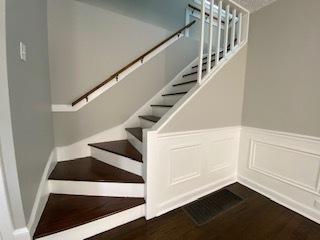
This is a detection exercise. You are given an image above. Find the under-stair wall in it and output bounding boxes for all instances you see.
[145,45,248,218]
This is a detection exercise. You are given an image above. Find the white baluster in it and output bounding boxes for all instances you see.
[215,1,223,66]
[237,12,243,47]
[231,9,236,51]
[197,0,206,85]
[223,5,230,57]
[185,8,191,37]
[207,0,215,73]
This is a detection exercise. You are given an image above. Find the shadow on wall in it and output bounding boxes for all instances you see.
[76,0,190,31]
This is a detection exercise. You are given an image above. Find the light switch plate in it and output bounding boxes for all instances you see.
[19,42,27,61]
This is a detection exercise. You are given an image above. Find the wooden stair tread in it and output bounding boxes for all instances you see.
[49,157,144,183]
[182,69,206,78]
[162,91,187,96]
[89,140,142,163]
[150,104,173,108]
[138,115,160,123]
[33,194,145,239]
[126,127,143,142]
[172,80,197,87]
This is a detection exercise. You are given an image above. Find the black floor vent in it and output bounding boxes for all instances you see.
[183,189,243,226]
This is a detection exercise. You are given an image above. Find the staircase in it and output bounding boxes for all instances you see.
[34,1,249,239]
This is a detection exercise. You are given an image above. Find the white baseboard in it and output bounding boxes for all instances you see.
[238,175,320,224]
[238,127,320,224]
[27,150,57,237]
[13,228,30,240]
[157,175,237,217]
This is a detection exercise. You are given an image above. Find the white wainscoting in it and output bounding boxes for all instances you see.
[145,126,240,219]
[238,127,320,223]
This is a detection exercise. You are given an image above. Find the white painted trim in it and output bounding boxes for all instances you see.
[0,0,27,228]
[13,228,30,240]
[145,126,240,219]
[228,0,250,15]
[35,204,145,240]
[157,175,236,217]
[91,147,143,176]
[238,176,320,224]
[0,147,16,240]
[49,180,144,198]
[242,126,320,142]
[52,33,185,112]
[27,150,57,237]
[56,124,127,161]
[239,126,320,224]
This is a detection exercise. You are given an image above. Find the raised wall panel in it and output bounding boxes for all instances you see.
[170,144,201,185]
[249,140,320,193]
[239,127,320,224]
[205,139,234,173]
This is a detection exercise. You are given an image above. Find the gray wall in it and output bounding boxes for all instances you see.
[49,0,199,146]
[5,0,55,222]
[242,0,320,137]
[53,38,199,146]
[77,0,190,32]
[160,46,248,133]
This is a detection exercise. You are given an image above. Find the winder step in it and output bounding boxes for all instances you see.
[49,157,144,183]
[33,194,145,239]
[126,127,143,142]
[89,140,142,163]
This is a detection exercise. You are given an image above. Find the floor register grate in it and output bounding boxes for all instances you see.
[183,189,243,226]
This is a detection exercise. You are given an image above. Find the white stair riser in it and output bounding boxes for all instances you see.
[162,94,185,105]
[91,147,143,176]
[127,132,142,154]
[35,204,145,240]
[49,180,144,198]
[140,118,156,129]
[171,82,196,92]
[152,107,170,118]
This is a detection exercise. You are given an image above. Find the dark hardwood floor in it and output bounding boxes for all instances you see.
[87,183,320,240]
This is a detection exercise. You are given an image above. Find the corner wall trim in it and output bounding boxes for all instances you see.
[27,150,57,237]
[13,227,30,240]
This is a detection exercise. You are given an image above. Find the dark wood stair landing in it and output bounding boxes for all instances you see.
[49,157,144,183]
[89,140,142,163]
[33,194,145,239]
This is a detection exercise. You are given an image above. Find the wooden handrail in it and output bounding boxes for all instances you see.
[72,20,196,106]
[188,4,227,24]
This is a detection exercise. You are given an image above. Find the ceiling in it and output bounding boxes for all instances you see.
[233,0,278,12]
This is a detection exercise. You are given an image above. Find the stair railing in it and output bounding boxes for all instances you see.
[196,0,249,85]
[52,20,196,112]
